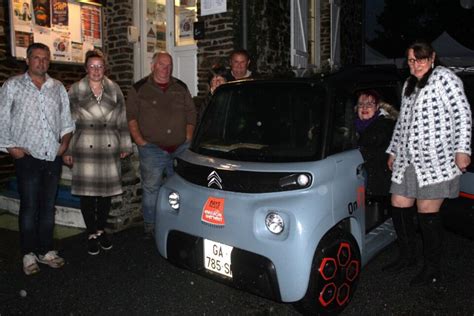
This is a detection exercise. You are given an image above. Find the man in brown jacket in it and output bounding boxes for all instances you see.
[126,52,196,238]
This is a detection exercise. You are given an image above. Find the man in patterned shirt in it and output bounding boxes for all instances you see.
[0,43,75,275]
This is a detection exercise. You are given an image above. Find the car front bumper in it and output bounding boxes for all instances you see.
[165,230,282,301]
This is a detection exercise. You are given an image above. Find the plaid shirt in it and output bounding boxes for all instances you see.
[0,72,74,161]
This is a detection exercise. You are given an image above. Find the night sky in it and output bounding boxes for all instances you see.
[365,0,474,58]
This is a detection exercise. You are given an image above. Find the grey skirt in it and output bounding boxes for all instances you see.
[390,164,460,199]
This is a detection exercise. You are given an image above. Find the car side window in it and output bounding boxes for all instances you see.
[328,92,357,155]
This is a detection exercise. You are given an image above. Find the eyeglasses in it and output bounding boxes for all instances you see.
[357,102,376,109]
[88,64,105,70]
[407,58,429,65]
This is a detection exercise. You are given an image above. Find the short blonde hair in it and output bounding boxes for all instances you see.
[84,49,106,68]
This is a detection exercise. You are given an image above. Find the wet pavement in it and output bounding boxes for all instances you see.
[0,217,473,315]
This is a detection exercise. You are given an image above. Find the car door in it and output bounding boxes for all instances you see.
[326,88,366,228]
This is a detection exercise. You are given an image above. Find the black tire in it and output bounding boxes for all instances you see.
[295,228,361,315]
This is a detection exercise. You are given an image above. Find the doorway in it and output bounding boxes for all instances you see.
[133,0,198,96]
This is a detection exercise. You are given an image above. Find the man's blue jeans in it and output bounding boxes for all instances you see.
[137,142,189,224]
[14,155,62,255]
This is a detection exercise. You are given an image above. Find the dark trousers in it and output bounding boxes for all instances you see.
[14,155,62,255]
[80,196,111,235]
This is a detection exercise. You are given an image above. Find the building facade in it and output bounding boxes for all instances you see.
[1,0,364,99]
[0,0,362,230]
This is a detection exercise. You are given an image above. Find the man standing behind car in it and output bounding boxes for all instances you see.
[0,42,75,275]
[126,51,196,239]
[225,49,254,81]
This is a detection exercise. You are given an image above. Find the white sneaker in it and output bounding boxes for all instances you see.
[23,253,40,275]
[36,250,65,268]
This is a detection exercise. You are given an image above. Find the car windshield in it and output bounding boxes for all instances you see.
[192,81,326,162]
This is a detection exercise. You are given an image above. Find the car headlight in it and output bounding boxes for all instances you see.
[168,192,180,211]
[265,212,284,234]
[279,173,312,189]
[297,174,310,186]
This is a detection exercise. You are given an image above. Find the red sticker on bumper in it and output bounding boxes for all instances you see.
[201,197,225,225]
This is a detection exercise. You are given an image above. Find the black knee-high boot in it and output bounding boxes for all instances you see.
[410,212,443,286]
[382,206,417,273]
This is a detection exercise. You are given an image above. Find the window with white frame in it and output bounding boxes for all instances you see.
[291,0,321,71]
[308,0,321,68]
[291,0,309,69]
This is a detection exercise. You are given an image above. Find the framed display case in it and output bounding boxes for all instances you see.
[9,0,103,64]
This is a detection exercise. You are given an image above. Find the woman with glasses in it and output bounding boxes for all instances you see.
[355,90,397,221]
[63,49,132,255]
[209,64,228,95]
[386,41,472,286]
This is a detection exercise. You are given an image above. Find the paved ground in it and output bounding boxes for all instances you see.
[0,220,473,315]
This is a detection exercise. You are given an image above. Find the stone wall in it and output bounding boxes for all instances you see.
[103,0,135,95]
[196,2,236,102]
[340,0,363,66]
[108,160,142,232]
[246,0,292,77]
[195,0,295,105]
[320,0,331,70]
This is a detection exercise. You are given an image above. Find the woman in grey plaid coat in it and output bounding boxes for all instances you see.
[63,49,132,255]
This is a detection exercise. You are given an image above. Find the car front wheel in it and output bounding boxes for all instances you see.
[295,227,361,315]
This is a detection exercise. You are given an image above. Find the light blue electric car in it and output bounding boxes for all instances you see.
[155,66,403,314]
[441,69,474,239]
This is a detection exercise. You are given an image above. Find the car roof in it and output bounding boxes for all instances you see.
[220,65,403,93]
[324,64,402,84]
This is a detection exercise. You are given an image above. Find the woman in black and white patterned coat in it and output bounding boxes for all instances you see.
[63,49,132,255]
[384,41,472,286]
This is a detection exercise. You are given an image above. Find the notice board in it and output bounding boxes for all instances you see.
[9,0,103,64]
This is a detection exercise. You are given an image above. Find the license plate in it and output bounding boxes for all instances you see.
[203,239,233,278]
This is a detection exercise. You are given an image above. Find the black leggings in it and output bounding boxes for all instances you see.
[80,196,111,235]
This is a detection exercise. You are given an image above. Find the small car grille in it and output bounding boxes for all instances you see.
[174,158,311,193]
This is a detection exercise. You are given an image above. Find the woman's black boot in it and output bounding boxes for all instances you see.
[410,212,443,286]
[382,206,417,273]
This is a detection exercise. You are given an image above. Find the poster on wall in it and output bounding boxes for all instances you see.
[147,24,156,53]
[147,0,166,22]
[14,31,34,56]
[174,1,196,47]
[33,27,52,47]
[52,30,71,61]
[9,0,103,64]
[81,4,102,47]
[156,24,166,51]
[12,0,33,25]
[201,0,226,16]
[156,24,166,41]
[71,41,83,63]
[155,3,166,22]
[178,10,193,39]
[146,1,166,55]
[32,0,51,28]
[68,2,81,42]
[51,0,68,28]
